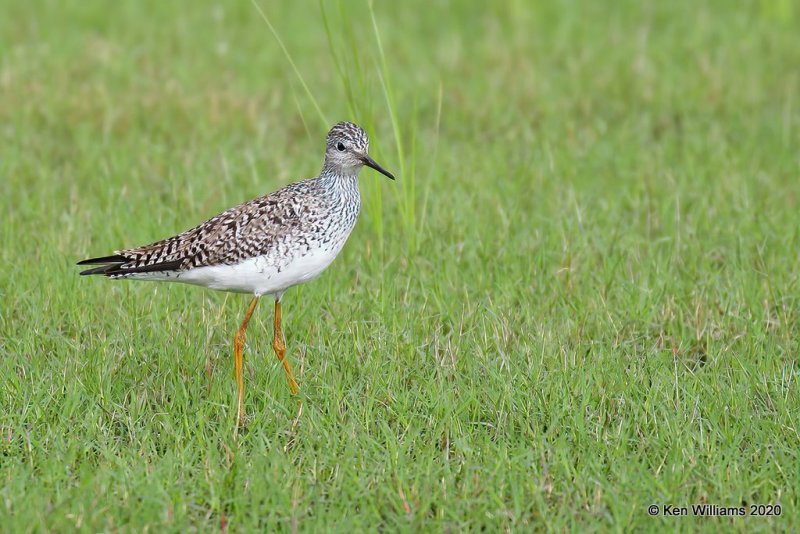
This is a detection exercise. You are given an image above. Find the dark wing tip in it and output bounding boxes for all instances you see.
[80,265,115,276]
[78,258,185,277]
[77,254,127,266]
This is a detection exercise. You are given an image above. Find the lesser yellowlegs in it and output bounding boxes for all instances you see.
[78,121,394,426]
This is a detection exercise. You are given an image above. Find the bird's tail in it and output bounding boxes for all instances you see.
[77,254,127,276]
[77,254,182,277]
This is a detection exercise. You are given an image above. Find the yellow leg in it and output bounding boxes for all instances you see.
[273,300,299,394]
[234,296,259,427]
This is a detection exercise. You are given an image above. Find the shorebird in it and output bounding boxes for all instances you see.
[78,121,394,426]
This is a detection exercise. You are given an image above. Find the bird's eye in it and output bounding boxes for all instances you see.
[336,142,346,152]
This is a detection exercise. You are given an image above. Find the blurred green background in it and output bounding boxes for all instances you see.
[1,0,798,531]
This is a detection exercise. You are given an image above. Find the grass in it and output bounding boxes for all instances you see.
[1,0,798,531]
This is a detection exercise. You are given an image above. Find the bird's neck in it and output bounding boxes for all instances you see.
[316,166,360,196]
[315,167,361,228]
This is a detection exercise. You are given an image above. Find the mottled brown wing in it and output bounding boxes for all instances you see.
[79,180,324,276]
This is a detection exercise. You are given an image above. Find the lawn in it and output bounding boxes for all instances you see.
[1,0,798,531]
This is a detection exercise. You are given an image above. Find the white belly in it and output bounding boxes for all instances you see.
[173,245,342,296]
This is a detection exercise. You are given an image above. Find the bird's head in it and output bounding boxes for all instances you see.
[323,121,395,180]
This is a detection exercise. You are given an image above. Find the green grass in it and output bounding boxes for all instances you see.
[1,0,799,531]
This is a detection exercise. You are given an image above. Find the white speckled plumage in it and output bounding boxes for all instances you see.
[78,121,395,297]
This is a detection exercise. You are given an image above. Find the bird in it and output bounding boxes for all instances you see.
[78,121,395,427]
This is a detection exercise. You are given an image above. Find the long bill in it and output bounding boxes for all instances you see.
[360,154,396,180]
